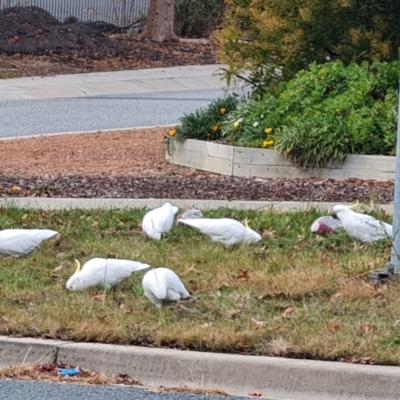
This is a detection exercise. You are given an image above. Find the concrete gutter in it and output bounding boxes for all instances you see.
[0,64,234,100]
[0,197,393,214]
[0,336,399,400]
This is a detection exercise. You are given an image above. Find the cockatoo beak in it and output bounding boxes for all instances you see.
[74,259,81,274]
[332,212,338,220]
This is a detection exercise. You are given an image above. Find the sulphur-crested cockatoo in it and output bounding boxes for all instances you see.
[66,258,151,291]
[177,206,204,221]
[0,228,58,256]
[332,203,392,243]
[311,216,343,234]
[142,202,179,240]
[142,267,190,309]
[177,217,261,246]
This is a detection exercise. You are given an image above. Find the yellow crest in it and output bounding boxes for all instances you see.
[74,259,81,274]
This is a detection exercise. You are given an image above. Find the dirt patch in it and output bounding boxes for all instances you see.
[0,6,128,58]
[0,128,394,202]
[0,6,216,78]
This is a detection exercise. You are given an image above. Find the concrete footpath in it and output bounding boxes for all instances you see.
[0,336,399,400]
[0,64,231,100]
[0,197,394,214]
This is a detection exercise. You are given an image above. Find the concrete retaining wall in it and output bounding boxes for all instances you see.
[166,139,395,181]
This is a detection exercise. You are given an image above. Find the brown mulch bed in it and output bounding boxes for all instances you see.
[0,127,394,203]
[0,174,394,203]
[0,6,216,78]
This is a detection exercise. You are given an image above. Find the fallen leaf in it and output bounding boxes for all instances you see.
[236,270,249,282]
[52,264,64,273]
[226,309,240,319]
[361,323,373,335]
[261,230,275,238]
[92,294,106,301]
[251,318,266,330]
[326,320,341,332]
[281,306,294,318]
[201,322,213,328]
[330,292,342,303]
[190,280,198,292]
[249,391,262,397]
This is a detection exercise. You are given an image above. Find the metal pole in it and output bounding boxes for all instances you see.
[389,53,400,273]
[370,54,400,283]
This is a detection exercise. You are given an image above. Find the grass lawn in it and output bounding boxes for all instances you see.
[0,206,399,365]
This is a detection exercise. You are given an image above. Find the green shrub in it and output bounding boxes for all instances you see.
[217,0,400,94]
[174,0,225,38]
[173,94,240,142]
[221,60,399,168]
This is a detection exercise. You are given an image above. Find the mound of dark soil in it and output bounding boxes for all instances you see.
[0,6,128,58]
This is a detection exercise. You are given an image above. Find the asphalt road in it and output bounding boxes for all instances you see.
[0,88,235,138]
[0,380,261,400]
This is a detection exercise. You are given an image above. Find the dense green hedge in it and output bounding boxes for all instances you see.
[171,60,399,169]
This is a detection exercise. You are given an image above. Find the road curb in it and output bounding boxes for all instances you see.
[0,197,393,214]
[0,336,399,400]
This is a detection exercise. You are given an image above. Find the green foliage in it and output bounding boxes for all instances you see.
[174,94,240,142]
[221,60,399,168]
[217,0,400,93]
[174,0,224,38]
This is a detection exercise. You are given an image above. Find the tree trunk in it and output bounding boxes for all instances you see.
[139,0,178,42]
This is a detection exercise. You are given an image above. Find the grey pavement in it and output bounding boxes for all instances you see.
[0,197,394,214]
[1,336,400,400]
[0,380,254,400]
[0,65,232,100]
[0,64,247,137]
[0,89,235,137]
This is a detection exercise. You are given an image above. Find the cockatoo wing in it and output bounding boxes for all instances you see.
[143,269,167,299]
[0,229,58,256]
[81,258,151,288]
[142,204,177,239]
[161,268,190,299]
[345,213,392,242]
[178,218,246,245]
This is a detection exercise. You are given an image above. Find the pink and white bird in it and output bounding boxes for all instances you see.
[311,216,343,234]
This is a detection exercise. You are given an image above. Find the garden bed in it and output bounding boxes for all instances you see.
[166,139,396,181]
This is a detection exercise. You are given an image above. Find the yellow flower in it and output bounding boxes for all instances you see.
[211,124,219,132]
[264,127,273,134]
[262,139,274,148]
[284,147,292,155]
[233,118,243,128]
[168,128,176,137]
[219,108,226,115]
[11,185,19,192]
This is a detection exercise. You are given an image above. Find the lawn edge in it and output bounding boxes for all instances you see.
[0,336,398,400]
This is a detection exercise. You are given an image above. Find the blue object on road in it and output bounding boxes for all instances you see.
[56,368,79,376]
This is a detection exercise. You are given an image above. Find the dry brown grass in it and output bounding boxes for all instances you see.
[0,206,399,365]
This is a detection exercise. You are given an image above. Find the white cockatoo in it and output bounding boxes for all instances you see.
[142,267,190,309]
[177,206,204,221]
[0,229,58,256]
[142,202,179,240]
[311,216,343,234]
[66,258,151,291]
[177,217,261,246]
[332,202,392,243]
